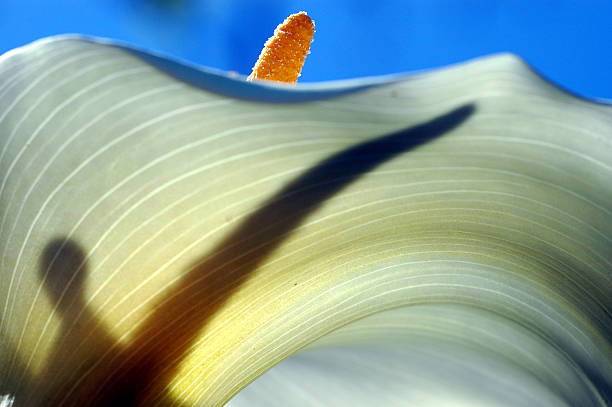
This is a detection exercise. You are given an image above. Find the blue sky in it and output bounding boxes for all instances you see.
[1,0,611,100]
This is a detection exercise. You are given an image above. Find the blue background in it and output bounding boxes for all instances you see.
[1,0,611,100]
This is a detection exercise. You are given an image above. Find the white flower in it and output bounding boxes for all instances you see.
[0,37,610,406]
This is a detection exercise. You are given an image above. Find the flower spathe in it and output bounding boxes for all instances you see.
[0,37,610,406]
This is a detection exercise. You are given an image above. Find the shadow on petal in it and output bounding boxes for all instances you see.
[33,104,475,406]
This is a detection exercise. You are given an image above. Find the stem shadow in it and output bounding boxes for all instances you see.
[34,104,475,406]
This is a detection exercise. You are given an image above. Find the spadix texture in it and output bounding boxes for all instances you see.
[0,37,610,407]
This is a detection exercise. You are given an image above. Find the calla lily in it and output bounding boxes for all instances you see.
[0,36,610,406]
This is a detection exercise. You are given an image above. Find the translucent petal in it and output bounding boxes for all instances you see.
[0,37,610,406]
